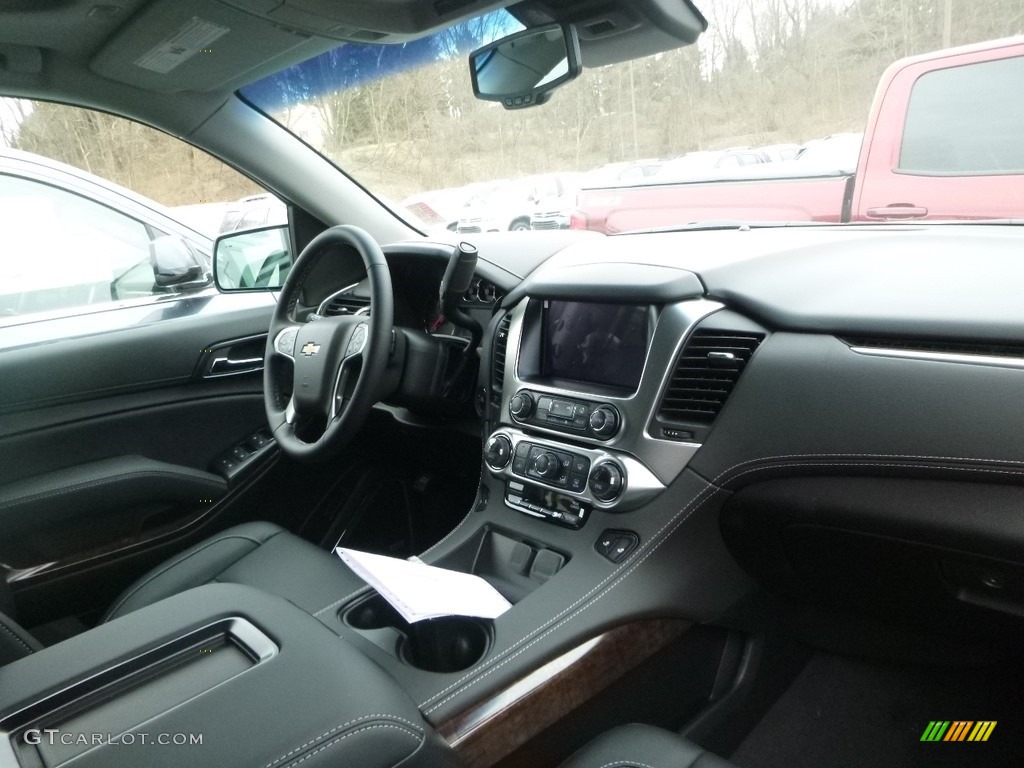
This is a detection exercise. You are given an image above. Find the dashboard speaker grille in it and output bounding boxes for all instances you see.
[657,330,764,424]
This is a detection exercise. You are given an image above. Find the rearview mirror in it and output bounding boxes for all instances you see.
[469,24,581,110]
[214,225,292,291]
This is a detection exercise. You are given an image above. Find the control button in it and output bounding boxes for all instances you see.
[484,434,513,470]
[589,461,625,502]
[214,457,239,477]
[511,455,528,475]
[531,451,561,479]
[595,530,639,563]
[567,473,587,493]
[574,404,589,417]
[571,456,590,474]
[510,391,535,419]
[572,415,588,428]
[589,405,620,438]
[248,430,273,449]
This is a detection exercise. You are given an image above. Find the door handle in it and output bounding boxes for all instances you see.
[865,204,929,220]
[208,356,264,377]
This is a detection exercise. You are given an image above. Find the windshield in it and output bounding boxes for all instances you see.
[241,3,1024,234]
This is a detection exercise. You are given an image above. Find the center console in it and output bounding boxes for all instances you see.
[482,296,714,529]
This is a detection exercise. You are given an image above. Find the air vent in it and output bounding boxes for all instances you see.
[492,314,511,390]
[322,293,370,317]
[657,330,764,425]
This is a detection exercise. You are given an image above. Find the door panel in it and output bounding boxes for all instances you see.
[0,294,279,626]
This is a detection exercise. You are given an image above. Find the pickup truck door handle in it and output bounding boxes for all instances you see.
[865,204,929,220]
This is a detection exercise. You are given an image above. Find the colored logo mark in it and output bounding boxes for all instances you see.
[921,721,996,742]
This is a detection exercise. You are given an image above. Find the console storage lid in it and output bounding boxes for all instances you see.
[0,584,456,768]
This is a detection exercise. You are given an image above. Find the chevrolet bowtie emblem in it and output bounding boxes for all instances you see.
[300,342,321,357]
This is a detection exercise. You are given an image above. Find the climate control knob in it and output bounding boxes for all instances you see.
[589,461,625,502]
[589,405,620,438]
[532,451,561,479]
[483,434,512,470]
[509,391,535,419]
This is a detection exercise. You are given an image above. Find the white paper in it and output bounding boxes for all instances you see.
[336,548,512,624]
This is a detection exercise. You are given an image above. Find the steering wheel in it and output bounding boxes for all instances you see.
[264,225,393,461]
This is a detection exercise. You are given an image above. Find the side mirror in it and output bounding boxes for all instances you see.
[150,236,210,290]
[214,224,292,291]
[469,24,581,110]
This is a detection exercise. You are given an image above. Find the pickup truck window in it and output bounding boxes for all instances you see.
[899,55,1024,176]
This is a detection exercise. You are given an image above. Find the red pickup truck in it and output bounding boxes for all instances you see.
[574,37,1024,234]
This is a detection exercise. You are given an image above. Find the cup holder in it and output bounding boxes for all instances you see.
[399,618,490,673]
[344,594,405,630]
[342,593,491,673]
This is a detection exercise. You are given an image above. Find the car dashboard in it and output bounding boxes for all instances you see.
[276,221,1024,749]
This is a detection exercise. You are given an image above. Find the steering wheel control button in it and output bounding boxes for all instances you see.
[484,434,513,470]
[595,530,639,563]
[275,327,298,357]
[346,324,368,356]
[589,461,625,502]
[510,391,535,419]
[589,405,620,438]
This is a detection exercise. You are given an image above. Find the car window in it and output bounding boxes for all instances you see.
[0,100,280,328]
[239,207,268,229]
[899,55,1024,175]
[0,173,161,317]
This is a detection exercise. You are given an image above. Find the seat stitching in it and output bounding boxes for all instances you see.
[0,616,34,654]
[0,468,224,513]
[104,533,268,621]
[264,715,422,768]
[279,724,421,768]
[419,451,1024,710]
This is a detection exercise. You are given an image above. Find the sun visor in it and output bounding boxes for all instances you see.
[90,0,323,93]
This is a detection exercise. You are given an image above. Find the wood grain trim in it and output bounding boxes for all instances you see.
[438,618,688,768]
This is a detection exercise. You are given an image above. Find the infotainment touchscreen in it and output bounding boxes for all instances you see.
[543,301,648,390]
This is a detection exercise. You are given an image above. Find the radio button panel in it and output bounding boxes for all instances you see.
[511,389,619,441]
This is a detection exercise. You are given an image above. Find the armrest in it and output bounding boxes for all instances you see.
[0,584,457,768]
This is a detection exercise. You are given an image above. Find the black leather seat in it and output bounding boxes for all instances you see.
[103,521,364,622]
[561,724,737,768]
[0,610,42,666]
